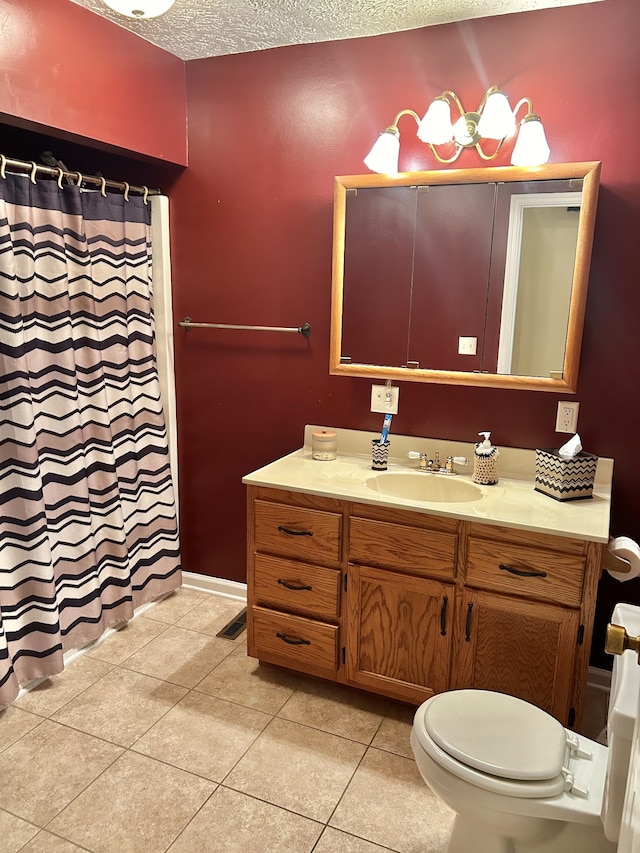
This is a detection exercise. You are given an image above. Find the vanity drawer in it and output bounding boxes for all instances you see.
[251,605,339,672]
[466,538,585,607]
[254,500,342,567]
[349,517,457,579]
[253,554,341,619]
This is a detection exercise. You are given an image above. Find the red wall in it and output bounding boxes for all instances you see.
[0,0,187,164]
[171,0,640,664]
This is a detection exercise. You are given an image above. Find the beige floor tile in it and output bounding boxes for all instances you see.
[47,750,215,853]
[370,702,416,758]
[0,720,122,826]
[20,831,88,852]
[84,615,168,665]
[314,827,395,852]
[0,808,39,852]
[580,684,608,741]
[133,690,271,780]
[142,587,210,624]
[122,624,236,687]
[52,666,187,747]
[278,679,390,744]
[224,716,366,822]
[15,654,114,717]
[329,747,454,853]
[176,595,248,639]
[0,704,43,751]
[195,643,302,714]
[168,785,323,853]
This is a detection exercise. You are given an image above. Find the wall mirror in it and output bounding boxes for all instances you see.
[330,161,601,392]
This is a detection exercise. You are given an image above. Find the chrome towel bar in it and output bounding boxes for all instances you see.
[178,317,311,338]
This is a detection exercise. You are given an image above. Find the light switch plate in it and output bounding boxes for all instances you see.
[371,384,399,414]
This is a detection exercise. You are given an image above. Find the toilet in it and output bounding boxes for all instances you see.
[410,602,640,853]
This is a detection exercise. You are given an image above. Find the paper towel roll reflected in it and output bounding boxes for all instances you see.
[605,537,640,582]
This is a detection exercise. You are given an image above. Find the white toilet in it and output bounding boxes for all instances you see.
[411,602,640,853]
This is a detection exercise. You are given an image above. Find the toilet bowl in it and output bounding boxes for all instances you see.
[410,602,640,853]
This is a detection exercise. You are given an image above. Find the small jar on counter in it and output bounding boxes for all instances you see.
[311,430,337,461]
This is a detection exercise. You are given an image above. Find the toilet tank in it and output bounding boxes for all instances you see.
[601,602,640,843]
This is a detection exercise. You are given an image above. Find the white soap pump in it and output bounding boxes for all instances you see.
[473,431,499,485]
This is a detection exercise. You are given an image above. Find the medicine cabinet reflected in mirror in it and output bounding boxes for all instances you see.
[329,161,601,392]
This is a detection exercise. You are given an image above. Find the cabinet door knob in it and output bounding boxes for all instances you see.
[277,579,313,591]
[277,525,313,537]
[276,632,311,646]
[499,563,547,579]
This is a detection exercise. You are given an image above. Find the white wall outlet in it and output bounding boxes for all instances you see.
[458,336,478,356]
[371,384,399,414]
[556,401,580,433]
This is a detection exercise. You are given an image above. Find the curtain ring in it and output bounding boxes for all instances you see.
[123,181,130,202]
[0,155,6,179]
[142,186,149,205]
[75,171,83,188]
[56,167,64,189]
[100,176,107,197]
[29,161,38,184]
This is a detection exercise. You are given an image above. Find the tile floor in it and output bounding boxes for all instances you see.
[0,587,608,853]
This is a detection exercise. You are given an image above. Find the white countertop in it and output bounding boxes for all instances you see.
[242,426,613,544]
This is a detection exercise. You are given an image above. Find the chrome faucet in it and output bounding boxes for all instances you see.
[408,451,468,475]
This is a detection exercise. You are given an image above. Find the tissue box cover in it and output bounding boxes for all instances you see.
[535,449,598,501]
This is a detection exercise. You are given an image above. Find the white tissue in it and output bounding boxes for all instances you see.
[606,537,640,582]
[558,433,583,458]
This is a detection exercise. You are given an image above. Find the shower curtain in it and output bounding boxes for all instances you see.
[0,172,181,708]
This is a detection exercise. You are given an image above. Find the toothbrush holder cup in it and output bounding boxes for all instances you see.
[371,440,390,471]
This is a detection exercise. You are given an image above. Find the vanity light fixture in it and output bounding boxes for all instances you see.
[364,86,550,175]
[101,0,175,18]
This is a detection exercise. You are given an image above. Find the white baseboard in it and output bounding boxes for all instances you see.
[182,571,247,602]
[588,666,612,692]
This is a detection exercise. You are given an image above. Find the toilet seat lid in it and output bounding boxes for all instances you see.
[422,690,567,781]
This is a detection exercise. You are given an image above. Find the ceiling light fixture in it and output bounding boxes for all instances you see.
[101,0,175,18]
[364,86,550,175]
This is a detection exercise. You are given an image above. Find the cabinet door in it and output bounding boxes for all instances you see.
[344,564,453,704]
[453,589,580,724]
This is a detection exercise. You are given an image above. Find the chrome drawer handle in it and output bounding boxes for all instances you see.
[277,525,313,537]
[277,579,312,591]
[276,632,311,646]
[499,563,547,579]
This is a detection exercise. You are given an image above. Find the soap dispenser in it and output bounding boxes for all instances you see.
[473,431,499,485]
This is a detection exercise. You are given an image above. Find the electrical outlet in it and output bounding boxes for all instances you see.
[556,401,580,433]
[458,336,478,356]
[371,384,399,414]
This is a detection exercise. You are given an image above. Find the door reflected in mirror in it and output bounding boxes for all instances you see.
[330,162,601,392]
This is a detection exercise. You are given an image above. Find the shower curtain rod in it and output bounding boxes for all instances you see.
[179,317,311,338]
[0,153,160,200]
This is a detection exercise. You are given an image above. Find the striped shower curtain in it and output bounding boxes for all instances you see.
[0,172,181,708]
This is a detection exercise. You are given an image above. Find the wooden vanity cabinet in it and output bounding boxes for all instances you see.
[246,486,603,727]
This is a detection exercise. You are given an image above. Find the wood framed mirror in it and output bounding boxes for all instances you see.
[329,161,601,392]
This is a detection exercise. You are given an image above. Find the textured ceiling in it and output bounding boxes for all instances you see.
[70,0,604,60]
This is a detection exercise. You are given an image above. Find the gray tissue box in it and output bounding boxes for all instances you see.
[534,448,598,501]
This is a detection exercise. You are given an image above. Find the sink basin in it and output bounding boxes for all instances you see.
[366,472,484,503]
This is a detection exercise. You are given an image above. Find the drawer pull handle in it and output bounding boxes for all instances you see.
[440,596,448,636]
[277,579,313,591]
[277,525,313,537]
[465,602,473,642]
[499,563,547,579]
[276,632,311,646]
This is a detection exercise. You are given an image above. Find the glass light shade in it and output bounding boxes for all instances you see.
[511,116,550,166]
[417,98,454,145]
[101,0,175,18]
[364,130,400,174]
[477,91,516,140]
